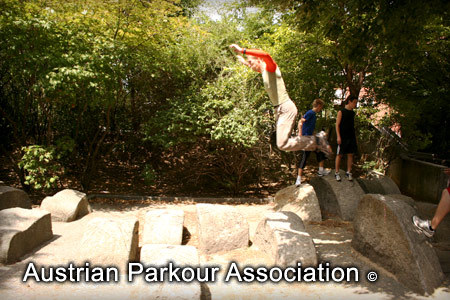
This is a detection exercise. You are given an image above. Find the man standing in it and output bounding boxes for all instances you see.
[335,95,358,181]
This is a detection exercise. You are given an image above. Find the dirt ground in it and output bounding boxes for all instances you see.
[0,200,449,300]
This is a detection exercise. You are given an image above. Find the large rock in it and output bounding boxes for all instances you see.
[357,174,401,195]
[143,209,184,245]
[273,184,321,223]
[378,176,401,194]
[40,189,91,222]
[77,217,139,273]
[352,194,444,295]
[0,208,52,264]
[0,186,31,210]
[253,211,317,267]
[196,204,249,254]
[309,171,365,220]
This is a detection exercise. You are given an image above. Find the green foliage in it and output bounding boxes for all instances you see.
[142,164,157,185]
[249,0,450,156]
[2,0,449,195]
[18,145,62,190]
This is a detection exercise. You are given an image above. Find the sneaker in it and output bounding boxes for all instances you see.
[335,172,341,182]
[345,172,353,181]
[318,169,330,177]
[295,176,302,187]
[412,216,435,238]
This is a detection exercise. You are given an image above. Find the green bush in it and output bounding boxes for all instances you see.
[18,145,62,190]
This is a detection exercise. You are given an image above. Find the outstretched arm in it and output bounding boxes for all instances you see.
[229,44,277,72]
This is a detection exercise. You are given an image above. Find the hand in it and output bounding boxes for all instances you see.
[236,55,247,65]
[229,44,242,53]
[327,145,333,154]
[337,137,341,145]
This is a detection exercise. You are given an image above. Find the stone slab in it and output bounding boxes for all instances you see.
[0,207,52,264]
[254,211,317,266]
[356,178,385,194]
[143,209,184,245]
[40,189,91,222]
[309,171,364,220]
[357,175,401,195]
[0,186,31,210]
[352,194,444,295]
[196,204,249,254]
[378,176,401,194]
[77,217,139,273]
[273,184,321,222]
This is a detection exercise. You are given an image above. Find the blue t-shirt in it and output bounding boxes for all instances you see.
[301,109,317,136]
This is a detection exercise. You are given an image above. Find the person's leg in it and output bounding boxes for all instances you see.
[345,153,354,181]
[276,100,297,150]
[335,154,342,181]
[296,168,303,186]
[413,188,450,237]
[346,154,354,173]
[319,160,325,168]
[276,100,316,152]
[296,151,310,186]
[316,152,329,176]
[431,188,450,230]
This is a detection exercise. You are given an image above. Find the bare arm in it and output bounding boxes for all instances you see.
[236,55,250,67]
[229,44,277,72]
[298,117,306,136]
[336,110,342,145]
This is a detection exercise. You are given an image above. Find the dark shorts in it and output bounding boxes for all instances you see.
[297,150,326,169]
[337,137,357,155]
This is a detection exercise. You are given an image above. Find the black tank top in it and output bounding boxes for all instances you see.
[339,108,355,138]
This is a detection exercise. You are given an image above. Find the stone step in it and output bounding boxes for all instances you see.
[0,207,52,264]
[273,184,321,223]
[310,171,365,221]
[352,193,444,295]
[253,211,317,267]
[76,217,139,274]
[142,209,184,245]
[40,189,92,222]
[196,204,249,254]
[0,186,31,210]
[357,175,401,195]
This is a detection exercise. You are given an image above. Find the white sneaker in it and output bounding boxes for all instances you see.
[412,216,435,237]
[318,169,330,177]
[295,176,302,186]
[335,172,341,182]
[345,172,353,181]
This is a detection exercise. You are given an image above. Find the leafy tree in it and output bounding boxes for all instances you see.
[248,0,450,155]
